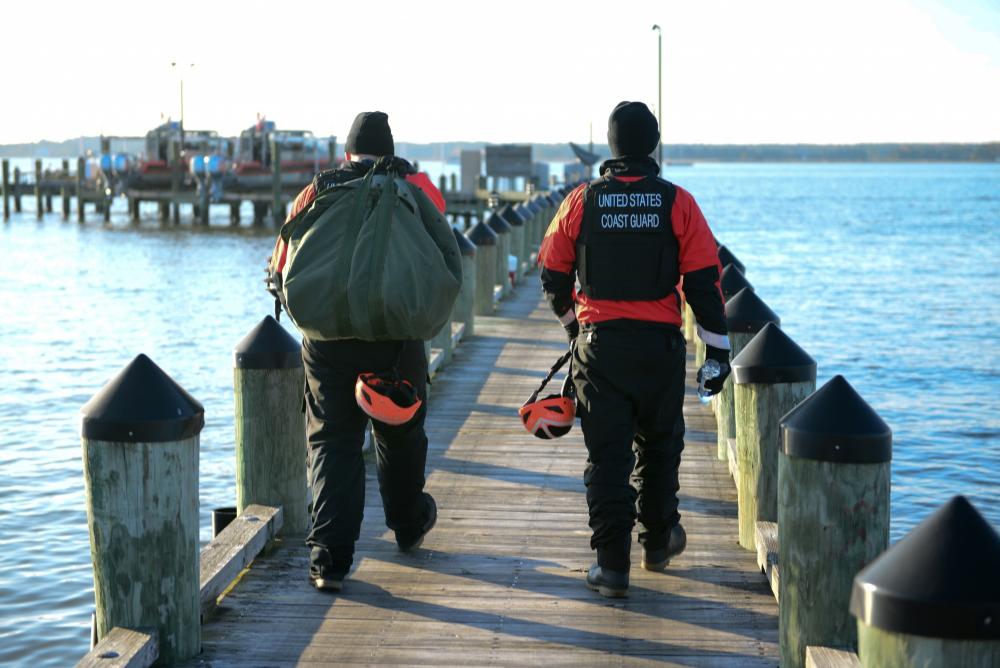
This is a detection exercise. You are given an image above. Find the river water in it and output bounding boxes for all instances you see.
[0,161,997,666]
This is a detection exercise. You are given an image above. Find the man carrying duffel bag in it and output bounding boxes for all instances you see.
[266,111,461,592]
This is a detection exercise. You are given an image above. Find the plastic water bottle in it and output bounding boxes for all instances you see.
[697,358,722,404]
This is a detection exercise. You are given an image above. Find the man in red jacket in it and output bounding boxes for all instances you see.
[538,101,731,597]
[272,111,445,593]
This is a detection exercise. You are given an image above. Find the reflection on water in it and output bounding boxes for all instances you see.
[0,162,998,667]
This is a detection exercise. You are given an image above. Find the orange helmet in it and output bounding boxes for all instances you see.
[355,371,422,426]
[519,350,577,439]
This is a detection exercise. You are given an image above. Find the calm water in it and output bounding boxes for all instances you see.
[0,162,997,666]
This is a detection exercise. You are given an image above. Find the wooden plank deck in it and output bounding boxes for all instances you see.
[182,275,778,667]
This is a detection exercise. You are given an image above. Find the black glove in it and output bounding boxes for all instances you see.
[699,344,732,396]
[563,319,580,344]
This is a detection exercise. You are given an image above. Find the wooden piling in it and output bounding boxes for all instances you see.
[200,171,211,226]
[451,227,477,337]
[717,287,780,460]
[233,317,309,536]
[80,354,204,664]
[468,219,498,315]
[170,142,181,224]
[431,314,453,367]
[731,322,816,550]
[33,160,43,218]
[60,159,70,220]
[499,204,523,281]
[851,496,1000,667]
[271,136,283,226]
[486,210,511,299]
[13,166,22,213]
[75,158,86,222]
[230,202,240,226]
[779,375,892,667]
[1,159,9,221]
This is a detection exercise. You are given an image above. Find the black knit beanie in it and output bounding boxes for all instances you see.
[607,101,659,158]
[344,111,394,156]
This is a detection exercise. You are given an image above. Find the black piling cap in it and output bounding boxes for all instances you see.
[725,287,780,333]
[499,203,525,227]
[718,245,746,274]
[780,375,892,463]
[452,226,477,256]
[543,193,560,206]
[721,264,754,300]
[234,316,302,370]
[517,202,536,219]
[81,354,204,443]
[731,323,816,385]
[487,210,512,234]
[850,496,1000,640]
[468,219,498,246]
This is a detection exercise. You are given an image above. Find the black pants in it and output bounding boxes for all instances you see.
[302,337,429,573]
[572,323,686,571]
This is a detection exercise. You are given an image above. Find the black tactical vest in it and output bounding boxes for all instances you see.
[576,176,679,301]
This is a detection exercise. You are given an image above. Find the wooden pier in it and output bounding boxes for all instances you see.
[178,275,779,667]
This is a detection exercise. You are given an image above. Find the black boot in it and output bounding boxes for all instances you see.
[641,523,687,572]
[395,493,437,552]
[586,564,629,598]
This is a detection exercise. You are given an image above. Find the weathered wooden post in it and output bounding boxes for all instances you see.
[718,287,780,460]
[76,158,85,222]
[438,174,447,194]
[34,159,43,219]
[449,173,457,192]
[170,142,181,224]
[233,316,309,536]
[850,496,1000,667]
[80,354,203,664]
[779,374,892,666]
[468,219,498,315]
[499,204,524,282]
[199,170,211,226]
[1,159,9,221]
[60,159,70,220]
[271,136,283,226]
[518,201,538,271]
[731,322,816,549]
[486,209,512,299]
[229,201,240,226]
[451,227,477,337]
[13,166,22,213]
[713,265,754,417]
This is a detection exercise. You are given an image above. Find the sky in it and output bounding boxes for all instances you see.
[1,0,997,145]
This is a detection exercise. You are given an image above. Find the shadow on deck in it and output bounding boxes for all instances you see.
[181,274,778,667]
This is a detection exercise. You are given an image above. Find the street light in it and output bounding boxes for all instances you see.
[651,25,662,171]
[170,62,195,129]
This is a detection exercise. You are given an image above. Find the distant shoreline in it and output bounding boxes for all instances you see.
[1,137,996,163]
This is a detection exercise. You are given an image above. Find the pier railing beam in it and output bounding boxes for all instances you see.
[731,322,816,550]
[779,375,892,667]
[80,354,204,664]
[233,317,309,536]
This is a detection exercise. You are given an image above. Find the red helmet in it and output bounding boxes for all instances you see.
[519,350,576,439]
[355,371,422,426]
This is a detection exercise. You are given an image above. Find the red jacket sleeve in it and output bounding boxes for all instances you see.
[405,172,446,213]
[538,184,585,272]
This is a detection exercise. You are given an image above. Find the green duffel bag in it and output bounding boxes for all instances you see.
[280,162,462,341]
